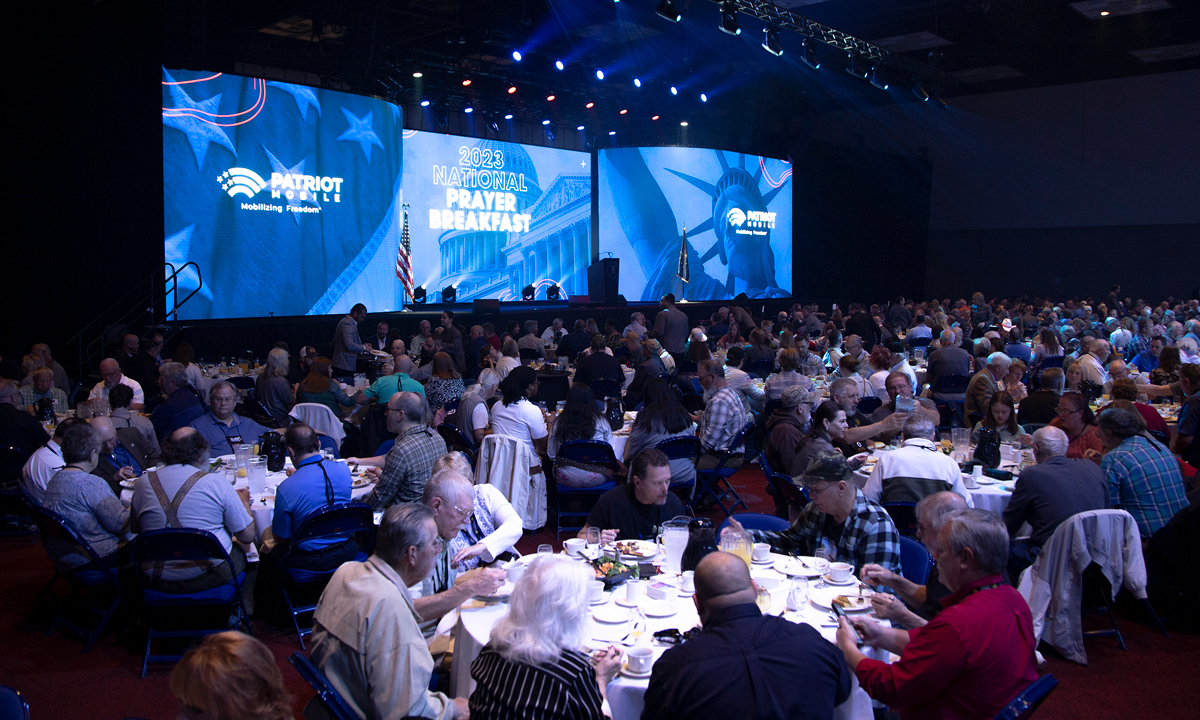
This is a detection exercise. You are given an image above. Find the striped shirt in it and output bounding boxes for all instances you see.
[469,646,605,720]
[1100,435,1188,538]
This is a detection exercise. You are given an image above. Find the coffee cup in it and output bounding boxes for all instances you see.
[564,538,586,557]
[752,542,771,562]
[829,562,853,583]
[627,646,654,674]
[505,560,526,584]
[973,465,984,477]
[588,580,605,603]
[680,570,695,593]
[625,579,646,603]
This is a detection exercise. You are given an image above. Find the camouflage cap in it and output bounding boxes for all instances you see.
[797,450,852,487]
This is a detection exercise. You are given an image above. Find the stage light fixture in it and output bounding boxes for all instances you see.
[508,84,518,94]
[413,286,426,304]
[487,121,500,136]
[542,119,551,125]
[670,86,678,95]
[577,124,585,130]
[512,50,523,62]
[586,101,595,109]
[555,59,565,71]
[634,78,642,87]
[801,37,821,69]
[912,80,931,102]
[719,2,741,36]
[441,285,457,303]
[545,126,556,140]
[762,23,783,57]
[932,90,948,109]
[869,66,889,91]
[462,77,472,87]
[505,113,514,119]
[651,115,660,121]
[620,108,628,115]
[680,121,689,126]
[420,99,430,107]
[412,71,423,78]
[547,94,556,102]
[656,0,681,22]
[547,283,562,301]
[608,130,617,136]
[522,284,536,301]
[464,106,473,113]
[700,93,707,102]
[596,69,605,80]
[845,53,869,79]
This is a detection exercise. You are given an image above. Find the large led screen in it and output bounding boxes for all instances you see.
[598,147,792,301]
[163,68,405,319]
[402,131,591,303]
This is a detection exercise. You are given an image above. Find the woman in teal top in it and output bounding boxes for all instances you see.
[295,357,357,418]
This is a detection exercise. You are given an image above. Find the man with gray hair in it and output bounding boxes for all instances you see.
[1075,338,1111,386]
[307,503,467,720]
[541,317,568,346]
[965,352,1011,419]
[356,391,446,509]
[1097,406,1188,538]
[1003,426,1108,579]
[516,319,544,360]
[622,312,648,342]
[839,508,1038,719]
[409,470,506,639]
[764,384,815,478]
[188,380,270,455]
[31,343,70,395]
[862,415,972,506]
[1017,367,1064,426]
[89,357,145,410]
[863,491,968,627]
[149,361,204,440]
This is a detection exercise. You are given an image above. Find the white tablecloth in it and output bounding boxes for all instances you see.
[450,552,880,720]
[852,447,1019,517]
[119,457,375,543]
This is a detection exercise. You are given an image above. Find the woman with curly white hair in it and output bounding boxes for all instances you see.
[469,555,622,719]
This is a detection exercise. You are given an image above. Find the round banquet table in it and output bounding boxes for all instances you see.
[118,456,376,546]
[852,446,1021,517]
[450,552,884,720]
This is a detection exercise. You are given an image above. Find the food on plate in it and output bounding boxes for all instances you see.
[872,442,886,450]
[590,557,638,580]
[614,540,656,557]
[832,595,871,611]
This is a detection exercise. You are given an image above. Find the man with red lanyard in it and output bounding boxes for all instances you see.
[836,508,1039,719]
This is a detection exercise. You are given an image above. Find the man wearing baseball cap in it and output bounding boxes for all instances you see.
[725,451,902,575]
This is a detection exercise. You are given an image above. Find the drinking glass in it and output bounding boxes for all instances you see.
[537,544,553,555]
[951,428,970,461]
[719,530,754,569]
[76,402,94,420]
[658,518,690,575]
[788,577,810,610]
[586,527,601,555]
[814,547,833,575]
[235,444,253,478]
[247,457,267,496]
[92,396,109,417]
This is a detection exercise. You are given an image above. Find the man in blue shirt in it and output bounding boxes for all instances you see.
[149,363,204,440]
[1098,407,1188,538]
[255,423,359,623]
[1131,336,1163,374]
[188,381,272,456]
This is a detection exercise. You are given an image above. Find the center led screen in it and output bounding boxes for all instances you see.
[598,147,793,301]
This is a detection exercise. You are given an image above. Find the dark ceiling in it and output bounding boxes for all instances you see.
[163,0,1200,153]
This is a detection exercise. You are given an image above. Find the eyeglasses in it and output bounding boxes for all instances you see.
[1056,407,1081,416]
[449,501,471,517]
[423,536,446,551]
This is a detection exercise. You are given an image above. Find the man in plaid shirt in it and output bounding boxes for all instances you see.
[728,451,902,575]
[358,391,447,510]
[696,358,749,472]
[1097,407,1188,538]
[763,348,816,401]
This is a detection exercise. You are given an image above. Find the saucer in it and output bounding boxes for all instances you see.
[620,663,653,679]
[614,595,642,608]
[589,596,609,606]
[751,557,774,565]
[641,601,675,618]
[822,574,857,587]
[591,606,630,624]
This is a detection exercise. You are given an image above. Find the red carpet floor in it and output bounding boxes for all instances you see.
[1,464,1195,719]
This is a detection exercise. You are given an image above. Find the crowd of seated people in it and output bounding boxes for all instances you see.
[3,289,1198,719]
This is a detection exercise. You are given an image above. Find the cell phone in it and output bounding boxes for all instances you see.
[831,604,864,646]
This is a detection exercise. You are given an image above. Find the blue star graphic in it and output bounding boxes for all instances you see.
[162,68,236,170]
[337,108,384,163]
[164,224,213,302]
[264,146,319,225]
[267,81,321,121]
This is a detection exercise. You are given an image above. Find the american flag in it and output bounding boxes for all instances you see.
[395,205,413,302]
[676,225,690,297]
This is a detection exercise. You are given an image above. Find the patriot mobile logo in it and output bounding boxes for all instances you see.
[726,208,746,227]
[218,168,268,198]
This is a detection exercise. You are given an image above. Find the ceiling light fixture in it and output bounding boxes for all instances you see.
[719,2,741,36]
[801,37,821,69]
[762,23,783,57]
[512,50,523,62]
[656,0,681,22]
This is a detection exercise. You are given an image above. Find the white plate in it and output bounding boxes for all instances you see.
[351,479,372,489]
[119,478,136,489]
[810,586,874,611]
[822,574,858,587]
[641,601,675,618]
[592,606,631,624]
[774,557,824,577]
[609,539,658,559]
